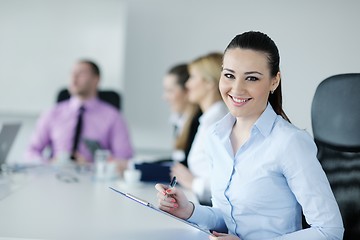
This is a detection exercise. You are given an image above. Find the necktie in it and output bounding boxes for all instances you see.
[71,106,85,160]
[173,124,179,137]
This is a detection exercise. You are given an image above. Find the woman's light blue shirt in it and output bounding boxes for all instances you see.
[188,104,344,239]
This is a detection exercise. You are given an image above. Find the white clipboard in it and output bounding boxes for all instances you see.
[109,187,214,236]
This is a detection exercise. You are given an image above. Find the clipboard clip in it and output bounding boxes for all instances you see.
[125,193,153,207]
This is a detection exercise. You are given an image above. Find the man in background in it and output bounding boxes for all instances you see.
[26,59,133,170]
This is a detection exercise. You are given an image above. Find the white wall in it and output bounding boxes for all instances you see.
[124,0,360,153]
[0,0,127,114]
[1,0,360,162]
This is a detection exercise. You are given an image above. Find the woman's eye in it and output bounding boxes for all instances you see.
[246,76,259,81]
[224,73,235,79]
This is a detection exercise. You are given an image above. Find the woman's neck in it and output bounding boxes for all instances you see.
[231,118,254,155]
[199,94,222,112]
[182,104,195,116]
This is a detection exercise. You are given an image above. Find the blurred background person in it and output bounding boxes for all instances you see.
[25,59,133,172]
[171,53,228,205]
[163,63,202,167]
[134,63,202,183]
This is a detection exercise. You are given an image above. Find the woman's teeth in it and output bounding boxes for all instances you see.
[232,97,249,103]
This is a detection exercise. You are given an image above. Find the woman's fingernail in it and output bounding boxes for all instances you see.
[166,189,171,193]
[174,203,178,208]
[162,191,166,195]
[171,199,176,203]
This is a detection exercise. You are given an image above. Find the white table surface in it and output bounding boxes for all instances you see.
[0,166,210,240]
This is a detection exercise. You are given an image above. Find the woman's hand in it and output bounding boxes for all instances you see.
[209,231,240,240]
[155,183,194,220]
[109,157,129,173]
[171,163,194,189]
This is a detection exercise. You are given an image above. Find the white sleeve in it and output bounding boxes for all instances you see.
[188,124,211,203]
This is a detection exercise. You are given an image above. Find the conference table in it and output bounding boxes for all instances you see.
[0,164,210,240]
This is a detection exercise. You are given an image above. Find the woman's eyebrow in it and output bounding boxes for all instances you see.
[222,68,235,73]
[244,71,263,75]
[222,68,263,76]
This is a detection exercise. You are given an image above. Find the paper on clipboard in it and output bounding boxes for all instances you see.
[109,187,214,236]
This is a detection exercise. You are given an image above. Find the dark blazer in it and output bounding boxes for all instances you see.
[181,109,202,167]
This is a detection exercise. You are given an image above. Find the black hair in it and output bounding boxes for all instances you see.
[167,64,189,90]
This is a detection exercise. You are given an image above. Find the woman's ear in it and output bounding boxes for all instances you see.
[271,72,281,92]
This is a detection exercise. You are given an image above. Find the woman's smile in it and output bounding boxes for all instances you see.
[229,94,252,106]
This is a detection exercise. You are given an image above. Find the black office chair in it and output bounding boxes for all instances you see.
[311,73,360,239]
[56,88,122,110]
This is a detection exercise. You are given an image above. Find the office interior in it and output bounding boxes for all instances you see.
[1,0,360,161]
[0,0,359,239]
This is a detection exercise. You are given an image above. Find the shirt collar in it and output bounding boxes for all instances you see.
[213,112,235,139]
[214,103,277,139]
[199,101,226,124]
[253,103,277,137]
[69,96,99,111]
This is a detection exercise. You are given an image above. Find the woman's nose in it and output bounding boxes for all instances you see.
[233,79,246,93]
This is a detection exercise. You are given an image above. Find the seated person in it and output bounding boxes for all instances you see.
[25,59,133,171]
[162,63,202,167]
[171,53,228,205]
[156,31,344,240]
[135,64,201,182]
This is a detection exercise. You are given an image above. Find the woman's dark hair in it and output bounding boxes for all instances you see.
[168,64,190,90]
[225,31,290,122]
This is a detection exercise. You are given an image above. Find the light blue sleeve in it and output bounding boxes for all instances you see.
[275,130,344,240]
[187,204,228,233]
[186,121,227,234]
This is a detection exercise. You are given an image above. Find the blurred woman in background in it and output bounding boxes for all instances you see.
[171,53,228,205]
[163,63,202,167]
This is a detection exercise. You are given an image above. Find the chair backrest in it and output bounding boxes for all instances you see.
[56,88,122,110]
[311,73,360,152]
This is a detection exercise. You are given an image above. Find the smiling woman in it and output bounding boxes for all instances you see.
[220,49,280,121]
[221,32,290,123]
[155,31,344,240]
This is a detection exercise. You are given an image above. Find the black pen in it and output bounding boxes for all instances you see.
[169,176,177,189]
[166,176,177,198]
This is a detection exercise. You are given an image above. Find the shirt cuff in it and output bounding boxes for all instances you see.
[188,203,207,224]
[187,203,228,234]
